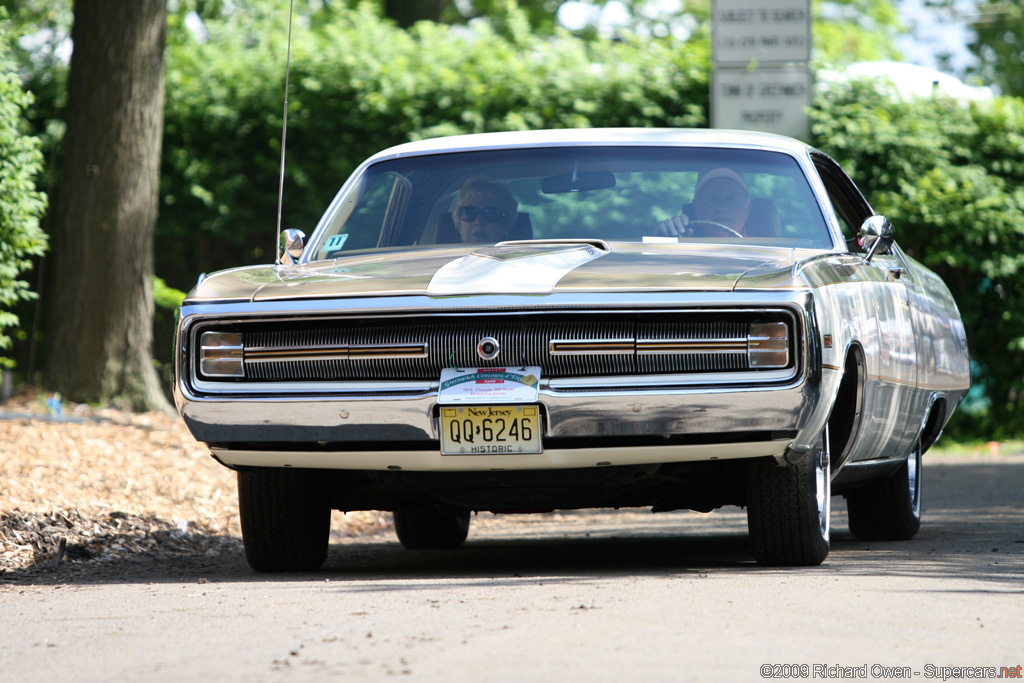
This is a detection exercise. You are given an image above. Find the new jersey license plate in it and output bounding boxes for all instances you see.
[440,405,542,455]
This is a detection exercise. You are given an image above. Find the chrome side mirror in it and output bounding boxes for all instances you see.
[858,215,895,262]
[278,229,306,265]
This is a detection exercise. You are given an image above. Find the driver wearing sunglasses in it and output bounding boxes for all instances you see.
[453,177,518,244]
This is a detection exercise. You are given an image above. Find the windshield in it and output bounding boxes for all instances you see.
[310,146,833,260]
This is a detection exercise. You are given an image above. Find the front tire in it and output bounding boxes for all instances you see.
[746,429,831,566]
[237,468,331,572]
[393,506,471,549]
[846,440,922,541]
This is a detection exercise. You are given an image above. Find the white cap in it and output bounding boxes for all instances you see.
[695,168,748,197]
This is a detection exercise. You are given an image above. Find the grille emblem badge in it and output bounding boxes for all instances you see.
[477,337,500,360]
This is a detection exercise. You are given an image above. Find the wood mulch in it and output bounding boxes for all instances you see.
[0,389,390,575]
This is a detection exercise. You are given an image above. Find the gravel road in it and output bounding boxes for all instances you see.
[1,398,1022,681]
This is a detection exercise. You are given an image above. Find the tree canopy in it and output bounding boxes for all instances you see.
[0,11,47,369]
[811,80,1024,438]
[970,0,1024,97]
[3,0,1024,435]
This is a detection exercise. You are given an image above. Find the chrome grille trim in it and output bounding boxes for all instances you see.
[550,339,635,355]
[245,343,430,363]
[635,340,747,354]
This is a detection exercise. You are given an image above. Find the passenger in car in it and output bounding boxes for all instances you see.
[656,167,752,237]
[452,177,519,243]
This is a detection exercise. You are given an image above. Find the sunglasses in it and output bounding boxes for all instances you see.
[458,205,507,223]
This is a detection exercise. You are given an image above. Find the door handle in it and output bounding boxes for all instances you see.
[887,267,904,282]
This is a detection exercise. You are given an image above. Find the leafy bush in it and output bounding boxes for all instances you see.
[811,81,1024,438]
[153,276,186,396]
[158,4,709,285]
[0,21,47,368]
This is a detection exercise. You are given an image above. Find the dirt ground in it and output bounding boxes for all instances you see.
[0,389,390,577]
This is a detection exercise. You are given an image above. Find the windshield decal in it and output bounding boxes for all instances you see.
[324,233,349,251]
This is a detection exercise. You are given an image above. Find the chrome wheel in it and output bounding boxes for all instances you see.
[907,443,922,518]
[816,439,831,541]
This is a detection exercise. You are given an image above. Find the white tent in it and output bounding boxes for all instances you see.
[820,61,994,101]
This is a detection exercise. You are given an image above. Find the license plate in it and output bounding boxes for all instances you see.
[440,405,542,455]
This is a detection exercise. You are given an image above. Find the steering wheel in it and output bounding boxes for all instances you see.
[687,220,743,238]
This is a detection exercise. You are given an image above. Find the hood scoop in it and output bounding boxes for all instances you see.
[427,242,606,295]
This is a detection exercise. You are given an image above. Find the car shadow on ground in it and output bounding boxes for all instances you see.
[3,460,1022,588]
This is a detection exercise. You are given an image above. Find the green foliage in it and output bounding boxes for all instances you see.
[811,81,1024,438]
[0,0,74,74]
[157,2,709,284]
[0,17,47,368]
[153,276,186,311]
[812,0,905,66]
[970,1,1024,97]
[153,276,186,395]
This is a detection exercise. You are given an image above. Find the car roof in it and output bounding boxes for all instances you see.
[366,128,814,162]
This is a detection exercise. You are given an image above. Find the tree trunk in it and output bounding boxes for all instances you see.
[44,0,170,412]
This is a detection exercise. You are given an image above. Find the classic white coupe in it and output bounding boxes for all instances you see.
[174,129,970,570]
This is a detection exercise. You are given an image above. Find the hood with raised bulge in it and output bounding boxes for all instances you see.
[185,242,812,303]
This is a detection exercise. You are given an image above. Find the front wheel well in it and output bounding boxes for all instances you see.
[919,397,947,454]
[828,346,865,469]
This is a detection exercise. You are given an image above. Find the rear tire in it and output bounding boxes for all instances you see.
[746,428,831,566]
[237,468,331,572]
[847,440,922,541]
[393,506,471,549]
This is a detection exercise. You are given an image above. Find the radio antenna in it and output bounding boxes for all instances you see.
[275,0,296,265]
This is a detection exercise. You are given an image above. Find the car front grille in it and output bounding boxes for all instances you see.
[191,311,796,384]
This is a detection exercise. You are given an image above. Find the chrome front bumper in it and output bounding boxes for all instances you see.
[178,379,819,471]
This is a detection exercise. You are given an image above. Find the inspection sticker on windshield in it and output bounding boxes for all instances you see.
[438,366,541,404]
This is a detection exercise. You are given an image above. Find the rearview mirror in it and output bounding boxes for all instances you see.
[542,171,616,194]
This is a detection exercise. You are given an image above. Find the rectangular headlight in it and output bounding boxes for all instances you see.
[747,322,789,368]
[199,331,244,378]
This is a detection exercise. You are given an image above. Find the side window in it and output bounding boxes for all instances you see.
[812,155,872,252]
[316,172,405,258]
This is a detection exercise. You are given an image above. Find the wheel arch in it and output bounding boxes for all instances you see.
[917,393,948,454]
[827,342,866,471]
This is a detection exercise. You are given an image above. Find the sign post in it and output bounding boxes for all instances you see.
[711,0,812,139]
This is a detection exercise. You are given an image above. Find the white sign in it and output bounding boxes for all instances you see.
[712,0,811,65]
[711,67,812,139]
